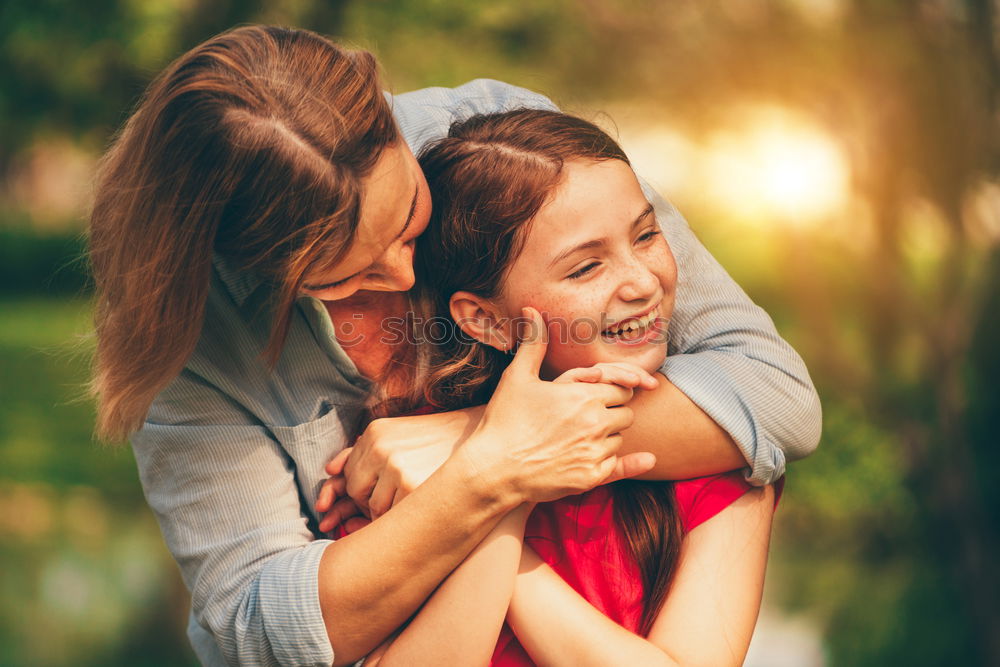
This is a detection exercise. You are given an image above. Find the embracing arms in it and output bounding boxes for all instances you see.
[135,307,651,666]
[343,366,774,667]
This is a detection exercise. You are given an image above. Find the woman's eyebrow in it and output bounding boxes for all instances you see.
[303,185,419,292]
[548,204,656,269]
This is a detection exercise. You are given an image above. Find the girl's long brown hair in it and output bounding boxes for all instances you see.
[414,108,684,635]
[89,25,397,440]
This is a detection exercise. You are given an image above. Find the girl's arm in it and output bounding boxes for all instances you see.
[507,485,775,667]
[365,504,533,667]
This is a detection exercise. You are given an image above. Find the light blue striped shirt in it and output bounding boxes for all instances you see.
[131,79,822,666]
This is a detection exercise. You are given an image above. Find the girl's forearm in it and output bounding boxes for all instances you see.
[371,505,533,667]
[506,547,680,667]
[624,374,746,480]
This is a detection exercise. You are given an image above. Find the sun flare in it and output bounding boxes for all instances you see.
[622,105,851,228]
[705,112,850,225]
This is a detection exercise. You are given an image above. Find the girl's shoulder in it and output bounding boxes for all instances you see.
[675,472,783,533]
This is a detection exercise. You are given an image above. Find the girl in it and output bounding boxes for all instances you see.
[322,109,777,666]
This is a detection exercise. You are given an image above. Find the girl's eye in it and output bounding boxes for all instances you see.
[637,229,661,243]
[567,262,599,280]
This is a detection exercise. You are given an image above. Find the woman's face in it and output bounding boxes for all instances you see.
[495,158,677,378]
[300,142,432,302]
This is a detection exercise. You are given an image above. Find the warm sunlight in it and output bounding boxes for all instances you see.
[621,105,852,229]
[704,110,851,226]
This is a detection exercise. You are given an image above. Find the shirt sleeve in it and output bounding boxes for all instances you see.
[391,78,560,152]
[647,187,822,484]
[131,370,335,667]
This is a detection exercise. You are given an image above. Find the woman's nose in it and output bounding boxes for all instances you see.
[364,242,416,292]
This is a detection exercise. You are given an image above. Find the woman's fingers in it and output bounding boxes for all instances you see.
[587,381,635,408]
[326,447,353,476]
[316,478,335,514]
[506,307,549,378]
[315,475,346,513]
[591,362,659,389]
[553,366,602,384]
[553,363,659,390]
[367,472,399,519]
[594,364,640,387]
[601,451,657,485]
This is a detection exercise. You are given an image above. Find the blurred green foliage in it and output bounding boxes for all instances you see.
[0,226,88,296]
[0,298,197,665]
[2,1,998,665]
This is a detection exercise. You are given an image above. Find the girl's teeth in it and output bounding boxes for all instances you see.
[608,309,658,336]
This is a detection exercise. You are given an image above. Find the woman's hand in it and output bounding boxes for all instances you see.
[324,310,660,529]
[457,308,657,505]
[342,404,486,518]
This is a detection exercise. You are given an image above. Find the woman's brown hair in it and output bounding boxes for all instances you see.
[414,108,684,636]
[89,25,397,440]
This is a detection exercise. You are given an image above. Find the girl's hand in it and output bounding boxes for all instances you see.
[343,405,486,518]
[554,362,660,390]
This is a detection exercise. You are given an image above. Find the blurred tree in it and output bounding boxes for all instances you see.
[0,0,349,187]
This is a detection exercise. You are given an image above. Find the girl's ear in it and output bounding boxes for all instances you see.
[449,291,513,352]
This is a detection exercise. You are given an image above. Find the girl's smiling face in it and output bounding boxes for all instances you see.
[493,158,677,378]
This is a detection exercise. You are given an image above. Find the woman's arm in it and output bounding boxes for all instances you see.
[644,182,822,484]
[506,485,775,667]
[366,504,533,667]
[338,376,744,522]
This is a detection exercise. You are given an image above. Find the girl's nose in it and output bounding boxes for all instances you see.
[617,263,660,303]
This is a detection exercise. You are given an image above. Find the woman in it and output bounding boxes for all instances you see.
[89,25,820,666]
[320,109,777,666]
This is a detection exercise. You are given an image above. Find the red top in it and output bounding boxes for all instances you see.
[490,472,760,666]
